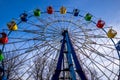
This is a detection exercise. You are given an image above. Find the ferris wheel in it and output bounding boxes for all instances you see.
[0,6,120,80]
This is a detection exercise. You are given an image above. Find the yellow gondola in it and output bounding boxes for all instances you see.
[107,28,117,38]
[7,21,18,30]
[60,6,66,14]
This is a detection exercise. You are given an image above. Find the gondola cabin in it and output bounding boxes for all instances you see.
[107,28,117,38]
[34,9,41,16]
[20,13,28,22]
[60,6,66,14]
[47,6,53,14]
[0,50,4,61]
[96,20,105,28]
[84,13,92,21]
[0,32,8,44]
[7,21,18,30]
[73,9,79,16]
[116,41,120,51]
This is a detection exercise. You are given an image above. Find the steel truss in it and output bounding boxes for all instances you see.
[52,30,87,80]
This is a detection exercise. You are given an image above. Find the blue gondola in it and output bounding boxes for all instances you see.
[116,41,120,51]
[20,13,28,22]
[73,9,79,16]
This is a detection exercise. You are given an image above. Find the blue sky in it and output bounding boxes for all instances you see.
[0,0,120,31]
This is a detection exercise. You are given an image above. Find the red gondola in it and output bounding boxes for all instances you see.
[0,32,8,44]
[96,20,105,28]
[47,6,53,14]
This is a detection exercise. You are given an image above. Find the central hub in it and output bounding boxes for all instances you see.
[62,30,68,36]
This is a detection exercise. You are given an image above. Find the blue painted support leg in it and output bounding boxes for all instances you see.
[52,30,87,80]
[51,35,66,80]
[65,31,87,80]
[65,32,77,80]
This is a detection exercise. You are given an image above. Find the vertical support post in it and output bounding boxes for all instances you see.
[51,34,66,80]
[64,31,77,80]
[65,31,87,80]
[62,53,65,80]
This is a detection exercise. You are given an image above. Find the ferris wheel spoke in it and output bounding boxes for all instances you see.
[46,41,60,50]
[18,47,57,67]
[35,17,50,25]
[5,46,56,76]
[65,14,75,29]
[79,49,111,79]
[77,54,101,79]
[74,42,98,65]
[92,58,118,76]
[83,45,119,66]
[19,63,35,78]
[71,30,118,78]
[71,32,106,39]
[4,41,46,63]
[18,29,44,35]
[81,48,118,78]
[23,21,45,30]
[73,28,105,33]
[91,43,115,50]
[72,36,118,61]
[86,34,107,39]
[92,44,118,60]
[71,36,86,42]
[12,70,22,80]
[7,35,46,44]
[7,39,37,44]
[74,41,119,72]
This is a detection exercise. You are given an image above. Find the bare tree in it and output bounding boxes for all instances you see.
[0,51,24,80]
[33,56,47,80]
[85,67,102,80]
[29,54,57,80]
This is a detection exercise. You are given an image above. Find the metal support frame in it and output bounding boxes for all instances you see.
[52,30,87,80]
[51,33,66,80]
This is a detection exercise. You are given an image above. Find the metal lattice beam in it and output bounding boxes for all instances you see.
[52,30,87,80]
